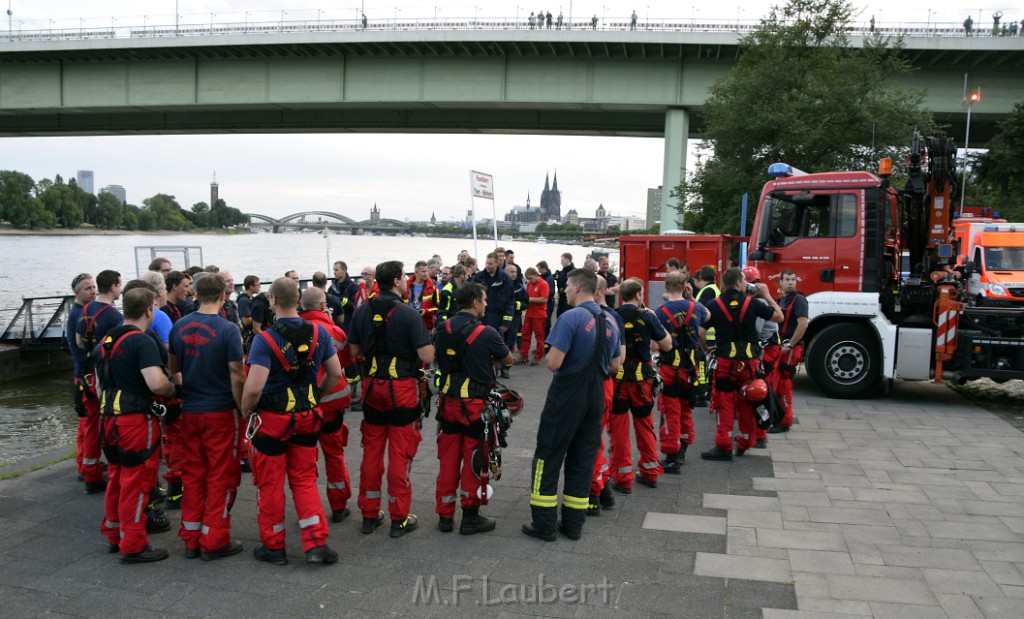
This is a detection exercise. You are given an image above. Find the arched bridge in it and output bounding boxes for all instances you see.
[246,211,411,234]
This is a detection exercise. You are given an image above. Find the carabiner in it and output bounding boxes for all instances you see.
[245,413,263,440]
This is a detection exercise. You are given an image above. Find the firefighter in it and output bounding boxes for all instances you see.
[523,269,622,542]
[167,273,246,561]
[433,282,513,534]
[699,268,782,461]
[742,266,779,449]
[654,271,708,472]
[436,264,468,325]
[691,265,719,408]
[241,277,343,565]
[76,269,124,494]
[771,269,808,433]
[66,273,97,483]
[95,287,176,564]
[406,260,439,332]
[471,253,515,379]
[347,261,434,538]
[608,278,673,493]
[297,288,355,523]
[588,275,625,513]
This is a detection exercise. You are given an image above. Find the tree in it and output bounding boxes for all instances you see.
[188,201,210,228]
[40,176,83,228]
[93,191,124,229]
[0,170,35,222]
[140,194,191,231]
[7,195,57,229]
[975,100,1024,221]
[675,0,934,233]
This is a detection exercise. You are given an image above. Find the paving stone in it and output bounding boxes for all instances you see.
[753,478,827,492]
[823,574,937,605]
[959,500,1023,517]
[727,510,783,529]
[703,494,780,512]
[852,564,927,580]
[921,568,1004,597]
[866,601,949,618]
[726,543,790,560]
[979,561,1024,586]
[763,609,870,619]
[641,513,726,535]
[923,520,1020,542]
[879,546,981,570]
[999,516,1024,535]
[757,529,846,552]
[776,492,832,507]
[787,550,855,575]
[974,595,1024,618]
[1000,584,1024,599]
[693,552,791,583]
[805,507,894,526]
[797,596,872,615]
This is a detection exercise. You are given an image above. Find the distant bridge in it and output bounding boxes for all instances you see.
[246,211,412,233]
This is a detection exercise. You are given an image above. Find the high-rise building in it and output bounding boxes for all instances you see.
[99,184,126,204]
[646,186,663,230]
[210,171,219,206]
[76,170,94,194]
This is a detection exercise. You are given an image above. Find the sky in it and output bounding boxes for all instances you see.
[3,1,1008,223]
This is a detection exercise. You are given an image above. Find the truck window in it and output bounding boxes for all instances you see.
[985,247,1024,271]
[761,193,856,246]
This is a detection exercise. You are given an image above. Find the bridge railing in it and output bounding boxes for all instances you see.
[1,17,1012,43]
[0,295,73,350]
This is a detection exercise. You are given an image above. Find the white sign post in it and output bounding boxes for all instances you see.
[470,170,497,258]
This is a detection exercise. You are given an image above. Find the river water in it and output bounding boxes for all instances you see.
[0,231,616,466]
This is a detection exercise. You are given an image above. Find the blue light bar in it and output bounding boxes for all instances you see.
[767,163,793,178]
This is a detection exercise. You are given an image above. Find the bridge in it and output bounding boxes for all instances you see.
[246,210,412,234]
[2,21,1022,231]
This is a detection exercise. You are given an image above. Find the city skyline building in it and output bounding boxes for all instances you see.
[504,171,562,224]
[99,184,126,204]
[76,170,94,194]
[646,186,662,230]
[210,171,219,206]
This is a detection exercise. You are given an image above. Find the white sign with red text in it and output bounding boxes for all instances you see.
[471,170,494,200]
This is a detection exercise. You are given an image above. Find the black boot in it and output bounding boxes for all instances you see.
[661,451,681,474]
[598,485,616,510]
[701,447,733,461]
[120,545,169,564]
[165,482,183,510]
[459,506,496,535]
[145,504,171,534]
[587,496,601,517]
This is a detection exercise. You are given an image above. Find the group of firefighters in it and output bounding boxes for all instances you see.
[64,248,807,564]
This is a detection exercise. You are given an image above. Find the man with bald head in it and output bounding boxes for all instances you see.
[298,287,356,524]
[242,278,343,565]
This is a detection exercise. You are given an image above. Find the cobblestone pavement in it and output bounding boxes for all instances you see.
[2,367,1022,618]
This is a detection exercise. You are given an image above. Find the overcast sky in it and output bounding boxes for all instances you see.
[4,1,1002,222]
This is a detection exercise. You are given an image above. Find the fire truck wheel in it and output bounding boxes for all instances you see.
[805,323,881,399]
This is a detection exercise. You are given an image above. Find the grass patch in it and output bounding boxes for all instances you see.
[0,447,76,481]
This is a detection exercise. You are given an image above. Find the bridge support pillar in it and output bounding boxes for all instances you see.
[660,108,689,233]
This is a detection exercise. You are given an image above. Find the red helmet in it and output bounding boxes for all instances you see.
[741,266,761,283]
[493,387,524,416]
[740,378,768,403]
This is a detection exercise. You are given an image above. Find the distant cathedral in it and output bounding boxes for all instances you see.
[505,171,562,224]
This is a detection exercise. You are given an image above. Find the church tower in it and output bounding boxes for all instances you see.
[549,171,561,221]
[370,203,380,221]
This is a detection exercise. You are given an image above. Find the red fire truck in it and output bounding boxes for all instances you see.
[737,132,1024,398]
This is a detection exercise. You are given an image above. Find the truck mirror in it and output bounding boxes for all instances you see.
[748,249,764,261]
[763,251,777,263]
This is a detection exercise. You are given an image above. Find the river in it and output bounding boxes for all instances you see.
[0,231,616,466]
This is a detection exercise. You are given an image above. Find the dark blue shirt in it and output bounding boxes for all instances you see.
[546,300,622,377]
[67,301,86,376]
[615,303,668,363]
[94,328,164,399]
[347,292,430,361]
[76,301,124,372]
[471,269,515,328]
[656,299,707,351]
[247,317,336,395]
[169,312,244,413]
[435,313,509,388]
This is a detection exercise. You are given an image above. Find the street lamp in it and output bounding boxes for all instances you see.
[960,89,981,212]
[394,6,400,28]
[646,5,649,30]
[927,9,933,34]
[7,0,12,42]
[691,6,699,28]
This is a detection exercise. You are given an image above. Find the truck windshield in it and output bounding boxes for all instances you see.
[759,193,856,247]
[984,247,1024,271]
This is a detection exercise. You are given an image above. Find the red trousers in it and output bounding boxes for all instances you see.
[777,345,803,428]
[712,358,760,451]
[657,365,695,455]
[589,379,614,496]
[77,381,104,483]
[435,398,485,517]
[319,408,352,513]
[100,413,161,554]
[161,399,184,486]
[178,411,242,553]
[519,316,547,362]
[358,378,422,522]
[250,409,328,552]
[609,379,662,486]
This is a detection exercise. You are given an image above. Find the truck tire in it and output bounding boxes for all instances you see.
[805,324,881,399]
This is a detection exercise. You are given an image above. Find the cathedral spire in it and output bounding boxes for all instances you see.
[552,170,558,192]
[543,172,550,192]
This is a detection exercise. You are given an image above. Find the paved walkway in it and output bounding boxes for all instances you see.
[1,367,1021,618]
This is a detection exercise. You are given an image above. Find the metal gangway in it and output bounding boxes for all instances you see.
[0,295,75,351]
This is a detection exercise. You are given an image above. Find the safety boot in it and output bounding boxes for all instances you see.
[459,507,496,535]
[164,482,183,510]
[361,510,385,534]
[587,496,602,517]
[598,485,616,510]
[253,544,288,566]
[84,480,107,494]
[521,523,556,542]
[660,451,681,474]
[201,540,243,561]
[305,544,338,564]
[438,517,454,533]
[145,505,171,534]
[701,447,733,461]
[120,546,169,564]
[331,507,351,523]
[390,514,419,538]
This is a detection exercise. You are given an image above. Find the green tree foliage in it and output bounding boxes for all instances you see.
[676,0,933,234]
[188,201,210,228]
[93,191,125,229]
[0,170,36,223]
[139,194,192,231]
[209,198,248,228]
[974,100,1024,221]
[40,176,83,228]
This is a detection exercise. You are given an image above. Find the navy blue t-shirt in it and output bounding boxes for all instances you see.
[247,317,336,395]
[94,328,164,399]
[546,300,622,377]
[237,293,253,319]
[779,292,809,341]
[706,289,775,354]
[656,299,708,351]
[67,301,86,377]
[615,303,667,363]
[347,292,431,363]
[169,312,244,413]
[76,301,124,371]
[435,313,509,388]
